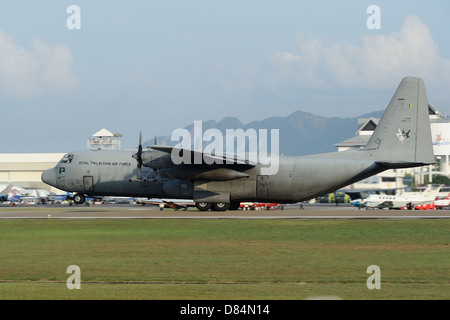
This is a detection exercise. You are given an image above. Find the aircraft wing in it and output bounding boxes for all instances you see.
[364,201,394,209]
[376,201,394,208]
[139,145,255,182]
[150,145,257,166]
[6,195,23,203]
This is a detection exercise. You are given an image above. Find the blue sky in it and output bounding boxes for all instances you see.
[0,1,449,152]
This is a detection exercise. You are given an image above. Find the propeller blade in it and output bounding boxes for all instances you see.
[138,132,142,161]
[133,132,143,181]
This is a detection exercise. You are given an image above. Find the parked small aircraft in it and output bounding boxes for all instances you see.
[360,184,443,209]
[0,185,35,205]
[348,187,406,208]
[433,194,450,209]
[41,77,435,211]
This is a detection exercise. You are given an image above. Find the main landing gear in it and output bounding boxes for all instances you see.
[73,193,85,205]
[195,202,240,212]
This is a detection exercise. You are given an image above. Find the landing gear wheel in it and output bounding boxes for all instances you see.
[196,202,212,211]
[212,203,230,211]
[73,193,85,205]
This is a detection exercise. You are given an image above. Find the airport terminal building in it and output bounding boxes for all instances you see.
[0,153,65,192]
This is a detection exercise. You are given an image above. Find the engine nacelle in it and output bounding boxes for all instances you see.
[142,152,175,169]
[165,167,249,181]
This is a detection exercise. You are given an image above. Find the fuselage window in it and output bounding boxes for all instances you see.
[60,154,73,164]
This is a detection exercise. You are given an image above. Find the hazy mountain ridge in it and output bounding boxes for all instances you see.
[147,110,384,156]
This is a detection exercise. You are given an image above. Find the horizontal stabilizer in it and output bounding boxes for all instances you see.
[376,161,434,169]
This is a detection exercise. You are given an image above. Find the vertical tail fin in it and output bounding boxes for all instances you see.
[362,77,434,165]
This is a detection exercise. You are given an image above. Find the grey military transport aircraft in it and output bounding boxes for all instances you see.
[42,77,434,211]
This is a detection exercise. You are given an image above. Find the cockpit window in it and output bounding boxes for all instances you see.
[60,154,74,164]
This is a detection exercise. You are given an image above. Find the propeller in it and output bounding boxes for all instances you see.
[132,132,143,181]
[133,132,163,183]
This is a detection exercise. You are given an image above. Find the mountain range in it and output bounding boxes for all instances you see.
[145,110,384,156]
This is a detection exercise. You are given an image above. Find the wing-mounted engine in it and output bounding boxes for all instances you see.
[132,134,254,182]
[163,166,250,181]
[141,151,175,169]
[132,133,173,182]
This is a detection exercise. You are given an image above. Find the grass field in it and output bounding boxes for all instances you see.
[0,219,448,299]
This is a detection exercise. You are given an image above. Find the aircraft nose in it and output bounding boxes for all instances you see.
[41,168,57,187]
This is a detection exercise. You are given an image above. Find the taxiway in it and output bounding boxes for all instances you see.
[1,204,450,219]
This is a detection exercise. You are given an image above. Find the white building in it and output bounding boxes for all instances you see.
[0,153,65,192]
[87,128,122,150]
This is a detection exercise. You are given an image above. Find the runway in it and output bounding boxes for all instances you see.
[1,203,450,219]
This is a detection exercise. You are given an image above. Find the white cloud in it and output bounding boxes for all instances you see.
[270,15,450,90]
[0,30,77,99]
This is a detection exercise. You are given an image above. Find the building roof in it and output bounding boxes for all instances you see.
[356,118,379,134]
[92,128,115,137]
[0,153,65,162]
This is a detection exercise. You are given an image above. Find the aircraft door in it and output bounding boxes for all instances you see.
[256,175,269,199]
[83,176,94,192]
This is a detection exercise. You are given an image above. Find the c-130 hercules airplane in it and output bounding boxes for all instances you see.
[42,77,434,211]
